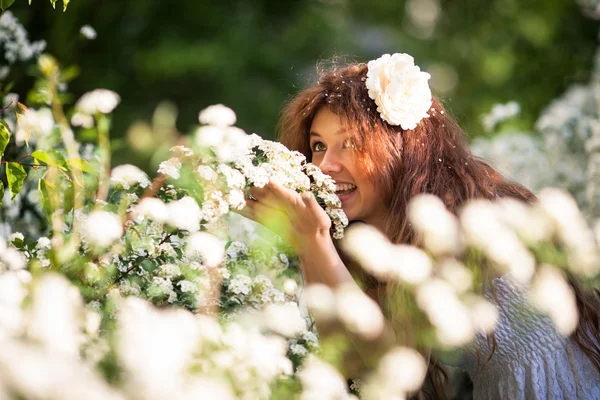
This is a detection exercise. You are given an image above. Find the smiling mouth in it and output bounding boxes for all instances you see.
[335,183,357,197]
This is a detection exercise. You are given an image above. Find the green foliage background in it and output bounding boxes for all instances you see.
[7,0,599,168]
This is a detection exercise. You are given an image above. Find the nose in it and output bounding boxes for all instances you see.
[318,150,343,175]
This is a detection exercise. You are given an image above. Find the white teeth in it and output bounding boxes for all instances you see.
[335,184,357,193]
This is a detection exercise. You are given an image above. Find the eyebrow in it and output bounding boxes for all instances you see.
[309,129,347,138]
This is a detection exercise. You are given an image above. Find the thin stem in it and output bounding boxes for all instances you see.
[95,113,111,204]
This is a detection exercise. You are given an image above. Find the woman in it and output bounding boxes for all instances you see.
[243,54,600,399]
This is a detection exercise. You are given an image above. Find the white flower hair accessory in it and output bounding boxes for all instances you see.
[365,53,432,131]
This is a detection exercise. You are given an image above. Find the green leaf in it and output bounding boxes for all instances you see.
[62,0,69,11]
[0,182,4,206]
[0,119,10,160]
[0,0,16,11]
[6,162,26,200]
[31,148,69,171]
[67,157,93,172]
[38,178,53,219]
[49,0,56,8]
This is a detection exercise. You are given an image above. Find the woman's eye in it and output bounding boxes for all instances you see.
[311,142,326,152]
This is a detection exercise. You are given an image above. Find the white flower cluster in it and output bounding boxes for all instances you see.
[481,101,520,132]
[0,11,46,64]
[162,105,348,238]
[110,164,150,190]
[366,53,432,130]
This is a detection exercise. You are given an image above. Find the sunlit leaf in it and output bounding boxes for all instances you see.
[0,119,10,160]
[31,148,69,171]
[0,182,4,206]
[67,157,93,172]
[6,162,26,200]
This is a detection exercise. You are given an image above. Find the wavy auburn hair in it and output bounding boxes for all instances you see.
[277,60,600,398]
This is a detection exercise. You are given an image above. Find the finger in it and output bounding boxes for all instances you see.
[249,185,271,202]
[266,179,305,215]
[301,191,332,227]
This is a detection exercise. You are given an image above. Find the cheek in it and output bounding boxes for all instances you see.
[311,153,323,167]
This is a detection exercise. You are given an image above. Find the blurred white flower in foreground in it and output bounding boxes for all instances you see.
[408,194,460,255]
[460,200,535,284]
[301,283,337,321]
[117,297,200,400]
[342,223,431,284]
[362,346,427,399]
[199,104,237,127]
[131,198,169,223]
[537,188,600,277]
[166,196,202,232]
[80,25,97,40]
[76,89,120,115]
[264,302,307,337]
[465,295,499,334]
[15,107,54,145]
[299,355,353,400]
[186,231,225,267]
[335,283,385,340]
[28,274,83,357]
[82,211,123,247]
[416,279,474,346]
[528,265,578,335]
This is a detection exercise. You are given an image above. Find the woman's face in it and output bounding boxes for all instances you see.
[309,107,387,225]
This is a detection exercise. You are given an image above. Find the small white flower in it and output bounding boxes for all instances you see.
[177,280,197,293]
[35,237,52,250]
[199,104,236,127]
[76,89,120,115]
[366,53,432,130]
[158,157,182,180]
[197,165,218,182]
[290,343,309,357]
[110,164,150,189]
[80,24,97,40]
[8,232,24,242]
[82,211,123,247]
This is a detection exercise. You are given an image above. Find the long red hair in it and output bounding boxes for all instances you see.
[277,60,600,398]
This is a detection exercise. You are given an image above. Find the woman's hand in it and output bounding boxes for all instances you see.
[238,179,354,288]
[237,179,331,253]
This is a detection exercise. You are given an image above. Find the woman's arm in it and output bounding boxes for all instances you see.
[298,230,354,288]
